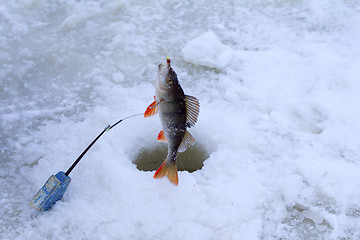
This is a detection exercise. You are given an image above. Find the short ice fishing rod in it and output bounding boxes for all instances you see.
[30,113,143,211]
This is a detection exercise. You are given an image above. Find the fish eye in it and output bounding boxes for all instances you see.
[168,78,173,84]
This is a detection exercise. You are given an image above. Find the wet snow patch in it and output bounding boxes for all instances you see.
[284,203,334,238]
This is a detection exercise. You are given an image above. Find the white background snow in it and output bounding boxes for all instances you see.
[1,0,360,239]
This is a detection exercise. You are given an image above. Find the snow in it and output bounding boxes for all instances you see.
[1,0,360,239]
[182,31,234,69]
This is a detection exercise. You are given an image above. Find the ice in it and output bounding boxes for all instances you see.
[1,0,360,239]
[182,31,234,69]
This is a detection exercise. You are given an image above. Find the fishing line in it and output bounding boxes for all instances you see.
[65,112,143,176]
[177,155,186,172]
[108,113,144,130]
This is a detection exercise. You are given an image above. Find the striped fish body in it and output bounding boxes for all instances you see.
[157,80,186,160]
[145,58,200,185]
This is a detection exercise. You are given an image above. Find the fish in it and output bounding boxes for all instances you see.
[144,58,200,185]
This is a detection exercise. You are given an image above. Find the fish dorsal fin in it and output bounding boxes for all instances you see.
[144,97,159,117]
[157,130,167,142]
[185,95,200,128]
[178,131,195,152]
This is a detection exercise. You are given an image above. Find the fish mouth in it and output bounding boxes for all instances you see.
[156,59,171,90]
[157,59,171,75]
[158,63,168,74]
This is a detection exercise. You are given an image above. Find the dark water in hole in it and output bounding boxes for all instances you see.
[134,143,210,172]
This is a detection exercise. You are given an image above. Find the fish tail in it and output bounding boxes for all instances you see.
[153,159,178,186]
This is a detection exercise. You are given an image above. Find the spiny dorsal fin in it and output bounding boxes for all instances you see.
[178,131,195,152]
[185,95,200,128]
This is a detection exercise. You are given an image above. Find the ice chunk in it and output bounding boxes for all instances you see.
[182,31,234,69]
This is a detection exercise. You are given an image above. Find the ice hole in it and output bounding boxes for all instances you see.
[134,143,210,172]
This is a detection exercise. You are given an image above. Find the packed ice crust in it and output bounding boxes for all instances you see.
[1,0,360,239]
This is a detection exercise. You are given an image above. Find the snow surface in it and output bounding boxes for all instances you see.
[182,30,234,69]
[1,0,360,239]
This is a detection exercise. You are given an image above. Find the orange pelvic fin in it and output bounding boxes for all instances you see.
[157,130,167,142]
[144,99,159,118]
[153,160,178,186]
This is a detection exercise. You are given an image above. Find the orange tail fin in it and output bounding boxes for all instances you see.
[153,160,178,186]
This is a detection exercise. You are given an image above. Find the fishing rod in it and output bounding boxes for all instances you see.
[30,112,143,212]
